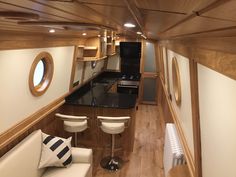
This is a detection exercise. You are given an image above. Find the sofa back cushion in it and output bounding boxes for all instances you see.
[0,130,45,177]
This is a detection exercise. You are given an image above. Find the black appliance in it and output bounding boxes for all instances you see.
[117,80,139,95]
[120,42,141,59]
[117,74,140,95]
[120,42,141,75]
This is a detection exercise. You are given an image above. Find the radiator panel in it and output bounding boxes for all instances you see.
[163,123,185,177]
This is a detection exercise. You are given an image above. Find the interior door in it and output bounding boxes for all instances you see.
[140,41,158,104]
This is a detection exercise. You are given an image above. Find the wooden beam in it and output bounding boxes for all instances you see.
[123,0,144,33]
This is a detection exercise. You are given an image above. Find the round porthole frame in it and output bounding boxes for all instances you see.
[172,57,181,105]
[29,52,54,97]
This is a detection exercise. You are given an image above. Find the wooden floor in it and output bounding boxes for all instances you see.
[93,104,165,177]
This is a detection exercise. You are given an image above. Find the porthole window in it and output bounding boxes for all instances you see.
[29,52,54,96]
[33,60,44,86]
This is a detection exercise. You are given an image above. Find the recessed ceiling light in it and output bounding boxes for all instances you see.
[124,23,136,28]
[49,29,55,33]
[82,32,87,36]
[137,31,142,35]
[98,34,101,37]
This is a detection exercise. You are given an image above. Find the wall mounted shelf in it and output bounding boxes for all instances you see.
[77,55,107,62]
[84,46,97,50]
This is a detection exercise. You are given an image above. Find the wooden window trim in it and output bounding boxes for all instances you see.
[172,57,182,105]
[29,52,54,96]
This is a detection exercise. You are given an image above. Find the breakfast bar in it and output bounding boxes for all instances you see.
[61,74,137,153]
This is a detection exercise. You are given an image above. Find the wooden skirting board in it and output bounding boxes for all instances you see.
[159,77,194,177]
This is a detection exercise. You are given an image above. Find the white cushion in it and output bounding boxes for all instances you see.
[39,133,72,168]
[64,120,88,133]
[101,122,125,134]
[0,130,44,177]
[71,147,93,164]
[42,163,91,177]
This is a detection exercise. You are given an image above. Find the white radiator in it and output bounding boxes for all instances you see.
[163,123,185,177]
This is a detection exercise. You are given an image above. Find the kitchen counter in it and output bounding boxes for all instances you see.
[65,73,137,109]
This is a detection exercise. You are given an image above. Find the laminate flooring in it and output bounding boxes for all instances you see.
[93,104,165,177]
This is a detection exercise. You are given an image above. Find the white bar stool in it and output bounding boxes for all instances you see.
[55,113,89,147]
[97,116,130,171]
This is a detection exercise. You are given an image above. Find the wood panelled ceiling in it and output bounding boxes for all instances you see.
[1,0,236,40]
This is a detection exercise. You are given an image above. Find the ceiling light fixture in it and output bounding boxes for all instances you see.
[98,34,101,37]
[107,36,110,38]
[137,31,142,35]
[141,34,147,39]
[82,32,87,36]
[124,23,136,28]
[49,29,55,33]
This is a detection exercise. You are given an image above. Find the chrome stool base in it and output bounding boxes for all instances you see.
[100,156,123,171]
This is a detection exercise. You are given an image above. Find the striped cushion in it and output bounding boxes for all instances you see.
[38,133,72,169]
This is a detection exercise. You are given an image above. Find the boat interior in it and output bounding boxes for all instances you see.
[0,1,236,177]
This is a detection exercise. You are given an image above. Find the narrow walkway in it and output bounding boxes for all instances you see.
[93,105,165,177]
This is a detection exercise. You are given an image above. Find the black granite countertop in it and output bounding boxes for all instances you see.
[65,72,137,109]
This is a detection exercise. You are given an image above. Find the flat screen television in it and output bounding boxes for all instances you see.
[120,42,141,59]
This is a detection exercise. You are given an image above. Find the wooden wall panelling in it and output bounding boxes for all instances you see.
[155,43,163,106]
[0,33,86,50]
[158,77,173,124]
[156,43,165,82]
[138,40,145,103]
[165,47,171,97]
[189,60,202,177]
[193,48,236,80]
[69,46,78,91]
[160,40,236,81]
[0,97,65,157]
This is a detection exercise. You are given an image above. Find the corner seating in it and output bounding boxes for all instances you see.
[0,130,92,177]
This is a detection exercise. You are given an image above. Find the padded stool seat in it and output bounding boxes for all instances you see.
[97,116,130,171]
[64,120,88,133]
[56,113,89,147]
[101,122,125,134]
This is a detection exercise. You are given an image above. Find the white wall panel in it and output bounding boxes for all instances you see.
[83,60,104,82]
[74,62,84,84]
[0,46,74,134]
[198,64,236,177]
[167,50,194,156]
[107,54,120,71]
